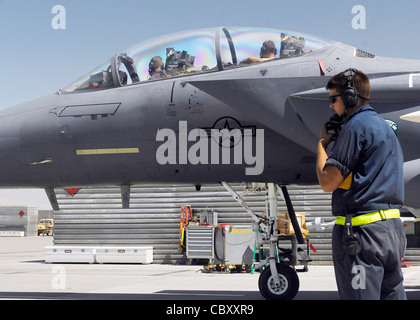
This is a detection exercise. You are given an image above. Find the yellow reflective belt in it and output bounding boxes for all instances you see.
[335,209,400,227]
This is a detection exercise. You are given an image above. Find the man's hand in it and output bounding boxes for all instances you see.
[316,123,344,192]
[319,123,334,148]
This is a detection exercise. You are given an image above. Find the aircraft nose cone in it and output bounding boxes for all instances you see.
[0,94,60,187]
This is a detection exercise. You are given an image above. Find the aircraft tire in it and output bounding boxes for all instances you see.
[258,263,299,300]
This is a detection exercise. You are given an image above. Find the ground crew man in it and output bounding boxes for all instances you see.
[316,69,407,300]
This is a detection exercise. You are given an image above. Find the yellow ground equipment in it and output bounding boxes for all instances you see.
[37,219,54,236]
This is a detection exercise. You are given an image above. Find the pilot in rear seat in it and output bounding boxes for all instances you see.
[240,40,277,65]
[148,56,166,80]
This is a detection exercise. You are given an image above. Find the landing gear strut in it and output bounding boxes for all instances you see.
[221,182,310,300]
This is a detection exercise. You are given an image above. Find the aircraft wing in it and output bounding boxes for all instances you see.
[289,74,420,137]
[291,74,420,103]
[188,74,420,153]
[188,78,319,153]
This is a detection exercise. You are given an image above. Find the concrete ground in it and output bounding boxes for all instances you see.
[0,236,419,301]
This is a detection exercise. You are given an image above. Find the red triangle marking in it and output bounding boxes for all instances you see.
[65,188,81,197]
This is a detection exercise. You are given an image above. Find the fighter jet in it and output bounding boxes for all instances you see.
[1,26,419,211]
[2,26,420,299]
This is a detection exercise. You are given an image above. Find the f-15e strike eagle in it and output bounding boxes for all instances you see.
[2,26,419,213]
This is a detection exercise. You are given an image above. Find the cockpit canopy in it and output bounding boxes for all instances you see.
[62,27,333,92]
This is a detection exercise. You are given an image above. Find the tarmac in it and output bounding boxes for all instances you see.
[0,236,419,302]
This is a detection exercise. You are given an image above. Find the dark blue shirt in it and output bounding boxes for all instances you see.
[325,105,404,216]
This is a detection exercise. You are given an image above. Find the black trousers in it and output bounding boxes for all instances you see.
[332,218,407,300]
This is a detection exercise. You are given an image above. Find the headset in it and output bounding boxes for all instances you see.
[325,68,359,136]
[260,40,278,58]
[341,68,359,109]
[149,57,164,75]
[341,68,371,109]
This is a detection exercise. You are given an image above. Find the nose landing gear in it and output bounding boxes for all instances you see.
[221,182,311,300]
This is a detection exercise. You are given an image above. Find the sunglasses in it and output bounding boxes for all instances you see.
[329,94,341,104]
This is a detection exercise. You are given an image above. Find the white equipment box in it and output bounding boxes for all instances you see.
[45,246,96,264]
[45,246,153,264]
[0,231,25,237]
[96,247,153,264]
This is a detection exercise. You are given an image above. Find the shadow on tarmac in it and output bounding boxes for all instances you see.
[0,290,261,300]
[0,288,418,300]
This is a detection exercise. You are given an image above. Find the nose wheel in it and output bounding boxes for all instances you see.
[258,263,299,300]
[221,182,307,300]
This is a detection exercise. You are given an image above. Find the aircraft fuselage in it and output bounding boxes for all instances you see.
[3,27,420,211]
